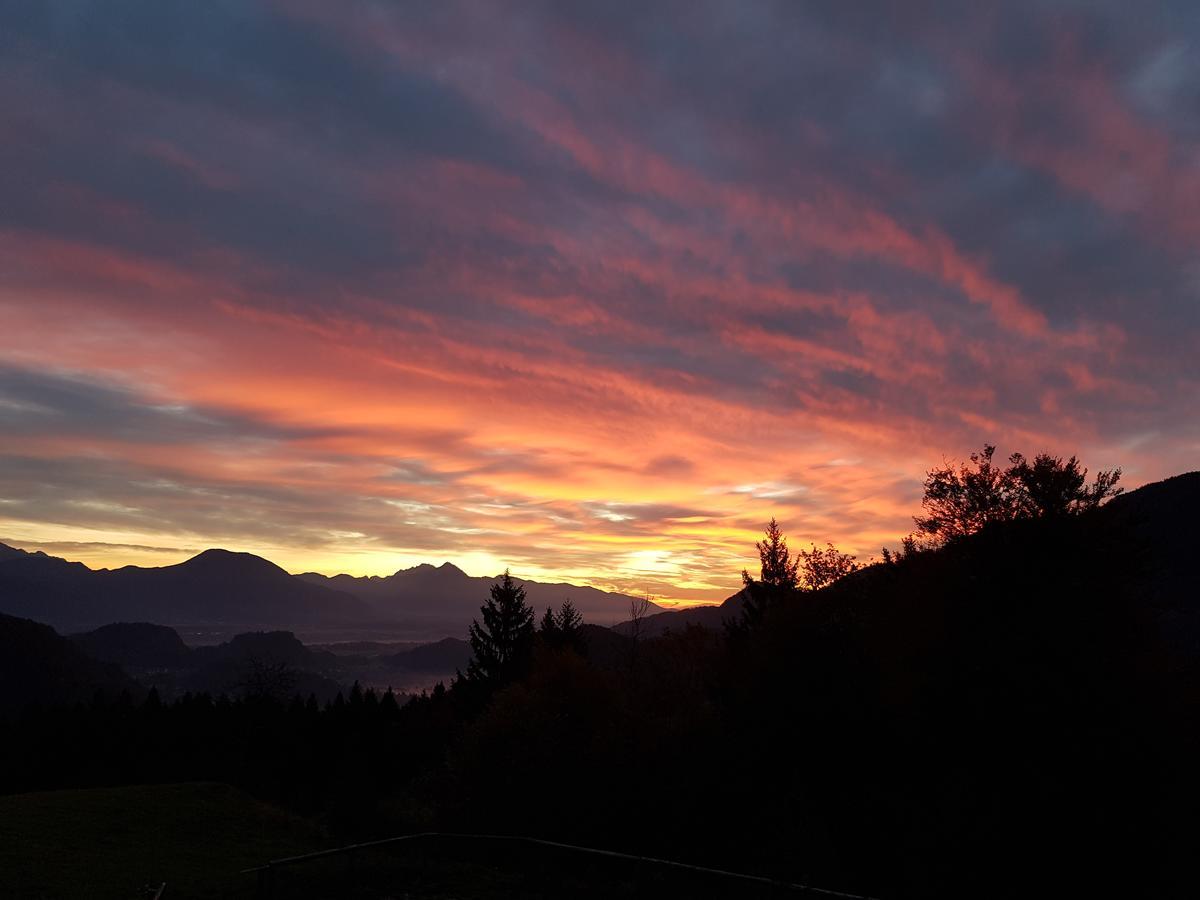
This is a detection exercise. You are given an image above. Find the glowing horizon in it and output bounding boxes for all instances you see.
[1,3,1196,608]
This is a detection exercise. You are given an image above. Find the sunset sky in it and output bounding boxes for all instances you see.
[1,2,1197,606]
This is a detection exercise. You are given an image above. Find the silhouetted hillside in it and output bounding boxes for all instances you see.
[299,563,656,627]
[617,472,1200,639]
[67,623,347,702]
[612,593,740,637]
[577,623,633,669]
[0,542,664,637]
[189,629,334,671]
[71,622,191,669]
[5,471,1197,897]
[0,545,372,630]
[1100,472,1200,600]
[386,637,472,673]
[0,614,139,714]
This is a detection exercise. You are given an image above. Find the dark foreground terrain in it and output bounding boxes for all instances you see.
[0,784,804,899]
[2,471,1197,898]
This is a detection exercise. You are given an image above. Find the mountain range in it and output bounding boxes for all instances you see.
[0,544,660,635]
[298,564,660,626]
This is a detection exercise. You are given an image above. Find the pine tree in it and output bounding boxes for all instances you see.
[540,606,560,640]
[540,599,585,653]
[556,599,583,636]
[466,569,535,684]
[736,518,799,629]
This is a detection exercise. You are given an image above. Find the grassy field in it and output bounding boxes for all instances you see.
[0,783,805,898]
[0,782,326,899]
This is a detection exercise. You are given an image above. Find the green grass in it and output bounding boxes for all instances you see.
[0,782,326,899]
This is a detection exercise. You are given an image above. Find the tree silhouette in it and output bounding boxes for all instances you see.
[1008,452,1122,518]
[465,569,535,684]
[798,542,858,591]
[540,599,584,653]
[915,444,1124,544]
[914,444,1016,542]
[234,656,295,703]
[750,517,800,588]
[738,518,800,628]
[539,605,559,640]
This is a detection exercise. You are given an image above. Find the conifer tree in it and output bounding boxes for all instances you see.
[751,517,800,589]
[540,606,560,640]
[737,518,800,629]
[556,599,583,637]
[545,599,585,654]
[466,569,535,684]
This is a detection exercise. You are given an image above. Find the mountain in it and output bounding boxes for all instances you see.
[67,622,347,701]
[298,562,659,629]
[0,613,140,714]
[0,546,373,631]
[71,622,192,669]
[1098,471,1200,657]
[612,593,740,638]
[0,542,662,636]
[385,636,472,673]
[189,629,335,671]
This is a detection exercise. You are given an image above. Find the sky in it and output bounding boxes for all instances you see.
[0,1,1197,606]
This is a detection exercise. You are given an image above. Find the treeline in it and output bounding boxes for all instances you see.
[4,446,1193,898]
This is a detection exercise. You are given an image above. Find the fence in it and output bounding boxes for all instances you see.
[238,831,880,899]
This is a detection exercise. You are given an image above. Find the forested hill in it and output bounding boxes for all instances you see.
[0,614,139,713]
[616,470,1200,637]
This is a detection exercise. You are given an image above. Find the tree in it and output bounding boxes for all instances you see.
[914,444,1124,545]
[914,445,1017,542]
[749,517,800,589]
[556,599,583,648]
[738,518,800,629]
[1007,452,1122,518]
[539,606,559,641]
[539,599,584,654]
[798,542,858,591]
[465,569,535,685]
[235,657,295,703]
[626,594,654,677]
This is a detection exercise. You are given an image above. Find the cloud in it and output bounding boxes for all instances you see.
[0,1,1194,602]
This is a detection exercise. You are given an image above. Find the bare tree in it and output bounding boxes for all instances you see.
[235,657,296,703]
[627,593,654,683]
[628,594,653,644]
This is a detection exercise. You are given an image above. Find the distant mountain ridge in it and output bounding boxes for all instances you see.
[0,546,371,631]
[612,592,738,638]
[0,543,661,634]
[296,563,659,625]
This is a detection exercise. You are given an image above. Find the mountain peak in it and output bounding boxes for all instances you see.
[395,562,437,576]
[177,548,286,577]
[394,561,467,578]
